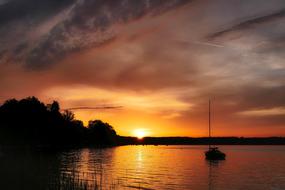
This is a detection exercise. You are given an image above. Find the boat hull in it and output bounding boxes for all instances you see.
[205,148,226,160]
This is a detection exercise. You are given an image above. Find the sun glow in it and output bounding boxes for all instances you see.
[133,129,148,139]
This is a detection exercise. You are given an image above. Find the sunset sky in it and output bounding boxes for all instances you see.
[0,0,285,137]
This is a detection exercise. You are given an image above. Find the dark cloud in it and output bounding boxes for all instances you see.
[0,0,75,25]
[236,85,285,110]
[0,0,190,68]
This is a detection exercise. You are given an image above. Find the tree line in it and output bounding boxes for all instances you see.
[1,97,284,148]
[0,97,117,147]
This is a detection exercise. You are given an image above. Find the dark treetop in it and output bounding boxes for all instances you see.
[0,97,117,147]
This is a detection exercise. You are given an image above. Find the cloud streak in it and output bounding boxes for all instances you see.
[208,8,285,40]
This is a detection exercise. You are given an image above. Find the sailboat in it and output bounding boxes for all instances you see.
[205,99,226,160]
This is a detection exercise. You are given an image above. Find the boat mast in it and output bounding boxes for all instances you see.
[209,99,211,149]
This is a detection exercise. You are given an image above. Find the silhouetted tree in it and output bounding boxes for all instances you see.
[0,97,118,147]
[87,120,117,146]
[0,96,49,145]
[62,110,75,122]
[47,101,60,113]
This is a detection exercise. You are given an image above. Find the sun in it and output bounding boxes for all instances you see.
[133,129,147,139]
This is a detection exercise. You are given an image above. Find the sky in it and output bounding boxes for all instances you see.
[0,0,285,137]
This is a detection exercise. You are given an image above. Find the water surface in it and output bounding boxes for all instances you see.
[0,145,284,190]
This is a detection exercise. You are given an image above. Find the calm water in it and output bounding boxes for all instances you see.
[0,145,285,190]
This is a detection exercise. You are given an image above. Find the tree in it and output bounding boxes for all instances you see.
[88,120,117,145]
[0,97,118,147]
[48,101,60,113]
[62,110,74,122]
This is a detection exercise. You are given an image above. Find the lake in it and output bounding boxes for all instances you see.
[0,145,284,190]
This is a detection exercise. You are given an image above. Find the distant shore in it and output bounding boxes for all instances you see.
[117,136,285,145]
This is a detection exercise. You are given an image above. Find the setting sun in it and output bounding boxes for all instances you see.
[133,129,148,139]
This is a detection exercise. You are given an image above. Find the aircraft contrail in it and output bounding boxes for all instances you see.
[194,41,225,48]
[62,106,123,111]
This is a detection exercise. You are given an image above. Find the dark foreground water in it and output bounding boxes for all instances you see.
[0,145,284,190]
